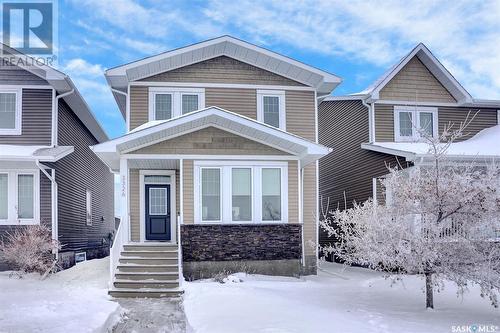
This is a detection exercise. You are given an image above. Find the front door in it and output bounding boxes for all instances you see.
[145,184,171,241]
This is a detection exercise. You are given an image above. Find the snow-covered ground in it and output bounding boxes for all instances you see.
[0,258,121,333]
[183,262,500,333]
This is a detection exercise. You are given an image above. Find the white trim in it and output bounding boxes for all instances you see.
[394,105,438,142]
[497,110,500,125]
[139,170,176,243]
[257,90,286,130]
[51,89,56,146]
[132,81,315,91]
[148,87,206,122]
[0,87,22,135]
[321,95,368,101]
[376,100,459,107]
[123,154,298,161]
[193,160,288,224]
[119,158,130,242]
[179,158,184,226]
[126,84,130,132]
[361,143,416,160]
[0,169,40,225]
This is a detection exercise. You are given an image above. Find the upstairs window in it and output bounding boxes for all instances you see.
[257,90,286,130]
[394,106,438,141]
[0,89,22,135]
[149,88,205,122]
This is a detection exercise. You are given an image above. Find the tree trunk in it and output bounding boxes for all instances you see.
[425,272,434,309]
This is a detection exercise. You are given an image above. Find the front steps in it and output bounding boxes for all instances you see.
[109,243,183,298]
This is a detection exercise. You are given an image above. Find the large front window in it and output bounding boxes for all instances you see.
[394,106,438,141]
[149,88,205,121]
[0,170,39,224]
[0,89,21,135]
[195,162,287,223]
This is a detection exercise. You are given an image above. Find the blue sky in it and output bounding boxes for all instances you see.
[55,0,500,139]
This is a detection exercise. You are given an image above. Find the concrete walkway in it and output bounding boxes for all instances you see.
[112,298,190,333]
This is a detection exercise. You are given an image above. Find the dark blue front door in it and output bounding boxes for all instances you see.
[145,184,171,241]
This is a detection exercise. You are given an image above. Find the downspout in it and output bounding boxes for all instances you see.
[111,88,129,132]
[52,89,75,146]
[35,161,58,258]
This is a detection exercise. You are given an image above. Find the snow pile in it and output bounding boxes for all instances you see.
[183,263,500,333]
[0,257,121,333]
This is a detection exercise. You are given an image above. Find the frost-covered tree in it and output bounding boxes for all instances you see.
[321,121,500,309]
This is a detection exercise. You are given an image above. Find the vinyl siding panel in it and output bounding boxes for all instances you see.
[302,164,317,256]
[130,127,289,155]
[205,88,257,119]
[0,62,48,85]
[318,100,411,247]
[288,160,299,223]
[380,57,456,103]
[129,169,140,241]
[56,100,114,252]
[183,160,194,225]
[140,56,305,86]
[375,104,498,142]
[286,90,316,141]
[0,88,52,145]
[129,86,148,131]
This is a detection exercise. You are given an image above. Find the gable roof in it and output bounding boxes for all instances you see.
[91,106,331,171]
[105,35,342,117]
[0,44,108,142]
[353,43,472,103]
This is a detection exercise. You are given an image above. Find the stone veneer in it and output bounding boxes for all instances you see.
[181,224,302,262]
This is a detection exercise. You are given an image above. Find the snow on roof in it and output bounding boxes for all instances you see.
[363,125,500,160]
[0,145,74,161]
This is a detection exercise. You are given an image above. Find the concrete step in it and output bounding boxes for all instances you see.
[119,257,178,265]
[115,272,178,281]
[120,250,178,258]
[117,264,179,273]
[114,280,179,289]
[108,288,184,298]
[124,244,177,251]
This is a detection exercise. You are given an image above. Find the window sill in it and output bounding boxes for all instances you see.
[0,220,40,226]
[0,129,22,136]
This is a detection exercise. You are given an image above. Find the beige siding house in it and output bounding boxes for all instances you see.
[318,43,500,257]
[93,36,340,297]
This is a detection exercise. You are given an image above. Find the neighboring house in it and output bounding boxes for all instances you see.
[92,36,340,297]
[0,45,114,270]
[318,43,500,257]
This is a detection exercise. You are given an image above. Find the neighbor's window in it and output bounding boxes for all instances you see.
[201,168,221,221]
[0,174,7,220]
[394,106,437,141]
[232,168,252,221]
[261,168,281,221]
[155,94,173,120]
[257,90,285,130]
[0,90,21,135]
[86,189,92,226]
[181,94,199,115]
[18,174,34,219]
[149,88,205,122]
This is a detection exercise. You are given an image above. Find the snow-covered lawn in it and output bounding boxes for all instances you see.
[183,262,500,333]
[0,258,121,333]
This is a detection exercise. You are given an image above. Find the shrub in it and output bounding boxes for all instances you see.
[0,224,60,275]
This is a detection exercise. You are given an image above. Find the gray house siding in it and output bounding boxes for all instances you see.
[55,99,114,267]
[0,62,49,85]
[0,88,52,145]
[318,100,411,255]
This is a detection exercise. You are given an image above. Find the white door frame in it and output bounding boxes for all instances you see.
[139,170,176,243]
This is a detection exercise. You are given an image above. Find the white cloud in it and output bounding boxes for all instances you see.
[63,58,104,77]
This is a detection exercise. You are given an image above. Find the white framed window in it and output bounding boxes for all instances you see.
[0,170,39,225]
[149,87,205,121]
[394,106,438,142]
[86,189,92,226]
[194,161,288,224]
[0,88,22,135]
[257,90,286,130]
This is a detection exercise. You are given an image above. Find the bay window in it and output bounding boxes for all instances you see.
[0,89,22,135]
[0,170,39,224]
[394,106,438,141]
[149,88,205,121]
[257,90,286,130]
[195,162,287,223]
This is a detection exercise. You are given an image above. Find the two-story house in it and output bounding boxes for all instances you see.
[92,36,341,297]
[318,43,500,257]
[0,44,114,269]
